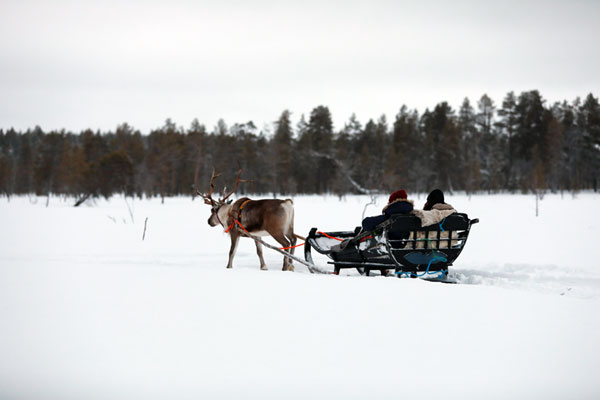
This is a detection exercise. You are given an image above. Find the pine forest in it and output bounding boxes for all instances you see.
[1,90,599,204]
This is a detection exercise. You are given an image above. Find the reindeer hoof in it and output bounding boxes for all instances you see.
[226,266,232,269]
[260,266,268,271]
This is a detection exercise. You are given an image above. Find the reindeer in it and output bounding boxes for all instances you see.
[200,169,299,271]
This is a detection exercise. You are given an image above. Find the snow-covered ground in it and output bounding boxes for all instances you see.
[1,193,599,399]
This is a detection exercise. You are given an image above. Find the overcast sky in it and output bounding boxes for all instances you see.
[1,0,599,134]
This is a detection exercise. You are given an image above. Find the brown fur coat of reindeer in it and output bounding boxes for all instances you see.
[200,169,299,271]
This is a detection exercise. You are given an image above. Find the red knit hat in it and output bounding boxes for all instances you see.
[389,189,408,203]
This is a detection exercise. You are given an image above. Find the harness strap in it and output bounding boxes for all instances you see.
[224,221,235,234]
[239,199,252,211]
[225,199,252,233]
[232,218,250,233]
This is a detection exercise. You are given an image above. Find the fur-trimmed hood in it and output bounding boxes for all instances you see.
[411,203,456,227]
[382,198,414,213]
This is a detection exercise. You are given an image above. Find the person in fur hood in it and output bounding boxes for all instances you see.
[410,189,459,249]
[361,189,414,231]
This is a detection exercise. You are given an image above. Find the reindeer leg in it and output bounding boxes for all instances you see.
[285,232,297,272]
[226,233,240,269]
[255,241,268,270]
[270,232,292,271]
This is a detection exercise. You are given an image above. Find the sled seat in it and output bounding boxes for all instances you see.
[304,213,479,276]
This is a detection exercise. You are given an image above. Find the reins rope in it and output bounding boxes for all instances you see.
[222,207,446,269]
[316,231,373,243]
[317,231,344,241]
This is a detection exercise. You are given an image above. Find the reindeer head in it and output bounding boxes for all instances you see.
[199,168,246,227]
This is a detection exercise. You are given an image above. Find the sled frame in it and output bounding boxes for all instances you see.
[304,213,479,276]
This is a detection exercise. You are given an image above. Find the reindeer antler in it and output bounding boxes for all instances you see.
[220,168,249,203]
[199,168,221,206]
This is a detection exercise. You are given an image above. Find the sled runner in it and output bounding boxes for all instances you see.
[304,213,479,280]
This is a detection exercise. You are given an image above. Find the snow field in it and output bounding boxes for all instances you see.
[1,193,599,399]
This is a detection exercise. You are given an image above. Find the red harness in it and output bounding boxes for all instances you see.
[224,199,252,234]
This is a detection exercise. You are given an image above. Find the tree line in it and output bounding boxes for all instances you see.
[0,90,598,204]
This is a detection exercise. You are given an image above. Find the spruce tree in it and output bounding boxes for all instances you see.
[273,110,293,195]
[459,98,481,193]
[307,106,334,193]
[578,94,600,190]
[497,92,519,189]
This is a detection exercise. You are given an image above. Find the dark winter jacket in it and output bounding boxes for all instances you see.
[383,199,414,216]
[361,199,414,231]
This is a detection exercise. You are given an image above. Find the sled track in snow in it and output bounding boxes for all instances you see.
[450,264,600,299]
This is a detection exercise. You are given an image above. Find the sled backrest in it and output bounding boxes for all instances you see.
[387,213,470,232]
[383,213,475,270]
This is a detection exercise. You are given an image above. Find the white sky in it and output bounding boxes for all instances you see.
[1,0,599,134]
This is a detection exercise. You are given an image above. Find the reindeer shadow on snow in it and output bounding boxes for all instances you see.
[199,169,302,271]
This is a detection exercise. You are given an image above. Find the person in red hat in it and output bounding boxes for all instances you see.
[361,189,414,231]
[331,190,414,266]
